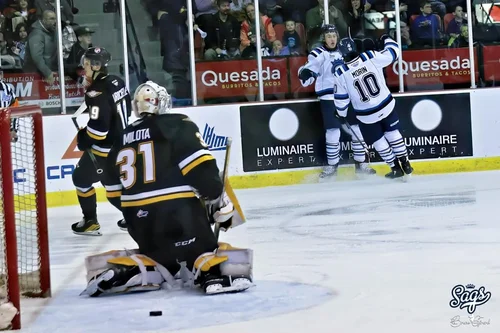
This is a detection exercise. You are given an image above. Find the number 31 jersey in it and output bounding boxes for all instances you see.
[83,73,131,157]
[106,114,223,209]
[333,38,400,124]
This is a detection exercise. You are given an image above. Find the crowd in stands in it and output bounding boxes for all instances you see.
[0,0,95,84]
[139,0,480,99]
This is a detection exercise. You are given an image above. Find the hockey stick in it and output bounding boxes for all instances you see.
[71,102,103,174]
[214,137,233,240]
[342,119,371,164]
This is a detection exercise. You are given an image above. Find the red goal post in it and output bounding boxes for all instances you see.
[0,105,51,330]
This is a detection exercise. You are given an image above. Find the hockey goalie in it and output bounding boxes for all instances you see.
[80,81,252,297]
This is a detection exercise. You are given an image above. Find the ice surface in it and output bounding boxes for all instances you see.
[19,171,500,332]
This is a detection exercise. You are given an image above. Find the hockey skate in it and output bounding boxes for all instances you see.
[199,273,254,295]
[398,156,413,176]
[72,218,102,236]
[385,162,404,179]
[319,164,338,180]
[117,219,127,231]
[355,161,376,177]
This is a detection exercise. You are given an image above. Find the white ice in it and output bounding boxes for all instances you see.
[19,171,500,333]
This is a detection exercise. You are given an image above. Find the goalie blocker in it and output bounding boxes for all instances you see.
[80,81,251,296]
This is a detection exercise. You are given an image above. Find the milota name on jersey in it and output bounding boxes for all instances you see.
[123,128,151,145]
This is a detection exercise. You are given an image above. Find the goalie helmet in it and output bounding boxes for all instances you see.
[132,81,172,118]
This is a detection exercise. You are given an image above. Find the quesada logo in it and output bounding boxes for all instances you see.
[202,124,228,151]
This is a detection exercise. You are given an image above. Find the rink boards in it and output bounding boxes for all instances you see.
[25,88,500,207]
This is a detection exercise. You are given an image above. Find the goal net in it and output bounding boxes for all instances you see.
[0,106,51,330]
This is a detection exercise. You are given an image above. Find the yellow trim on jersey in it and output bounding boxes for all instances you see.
[106,190,122,198]
[86,129,107,141]
[181,155,215,176]
[121,192,196,207]
[77,188,96,198]
[91,148,108,157]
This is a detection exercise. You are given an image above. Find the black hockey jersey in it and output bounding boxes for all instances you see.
[106,113,223,208]
[77,73,131,157]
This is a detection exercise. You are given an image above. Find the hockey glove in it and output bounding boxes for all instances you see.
[377,34,391,50]
[298,66,317,87]
[208,192,234,231]
[77,127,93,151]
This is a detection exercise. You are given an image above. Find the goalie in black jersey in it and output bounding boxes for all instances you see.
[79,81,252,297]
[72,47,131,236]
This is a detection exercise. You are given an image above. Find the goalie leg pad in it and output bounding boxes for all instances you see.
[81,250,174,297]
[194,243,254,295]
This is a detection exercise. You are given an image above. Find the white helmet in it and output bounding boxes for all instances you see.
[132,81,172,118]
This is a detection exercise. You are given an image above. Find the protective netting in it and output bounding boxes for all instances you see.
[0,114,42,301]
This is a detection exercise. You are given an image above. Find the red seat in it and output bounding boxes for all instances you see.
[444,13,454,31]
[274,23,285,42]
[195,31,204,60]
[295,23,306,54]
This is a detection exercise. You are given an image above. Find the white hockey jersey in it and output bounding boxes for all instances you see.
[302,45,344,100]
[333,38,400,124]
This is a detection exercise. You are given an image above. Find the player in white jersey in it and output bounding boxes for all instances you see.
[332,35,413,179]
[298,24,374,179]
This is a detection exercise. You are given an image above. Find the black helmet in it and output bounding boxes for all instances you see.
[82,47,112,68]
[338,37,358,60]
[321,24,338,36]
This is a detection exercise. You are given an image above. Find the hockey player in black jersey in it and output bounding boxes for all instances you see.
[72,47,132,236]
[79,81,252,297]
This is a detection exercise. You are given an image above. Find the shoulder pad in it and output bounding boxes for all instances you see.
[309,46,324,57]
[359,51,375,62]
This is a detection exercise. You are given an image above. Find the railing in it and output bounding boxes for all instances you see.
[2,0,500,113]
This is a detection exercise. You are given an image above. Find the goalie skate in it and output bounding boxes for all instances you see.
[202,275,254,295]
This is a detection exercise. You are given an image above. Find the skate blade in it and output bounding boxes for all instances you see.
[205,280,254,295]
[73,230,102,236]
[118,227,128,232]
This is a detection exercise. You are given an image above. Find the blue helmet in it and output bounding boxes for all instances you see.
[321,24,338,36]
[338,38,358,60]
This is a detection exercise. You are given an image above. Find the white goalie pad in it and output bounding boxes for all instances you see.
[84,249,140,282]
[218,247,253,278]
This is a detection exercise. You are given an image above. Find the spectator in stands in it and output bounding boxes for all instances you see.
[3,0,37,32]
[10,22,28,61]
[344,0,365,37]
[270,39,290,56]
[229,0,252,21]
[389,20,412,49]
[411,1,442,47]
[195,0,217,30]
[448,25,469,47]
[0,31,20,68]
[262,0,283,24]
[61,21,76,59]
[65,25,93,80]
[148,0,196,100]
[204,0,241,60]
[428,0,446,17]
[239,3,276,58]
[34,0,73,24]
[306,0,347,38]
[282,19,302,55]
[23,9,57,84]
[446,5,467,36]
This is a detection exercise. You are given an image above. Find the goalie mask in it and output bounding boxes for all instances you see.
[132,81,172,118]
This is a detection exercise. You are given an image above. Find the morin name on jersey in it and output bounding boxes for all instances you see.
[123,128,151,145]
[352,66,368,78]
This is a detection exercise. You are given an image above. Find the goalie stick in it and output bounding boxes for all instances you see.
[72,102,103,174]
[214,137,232,240]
